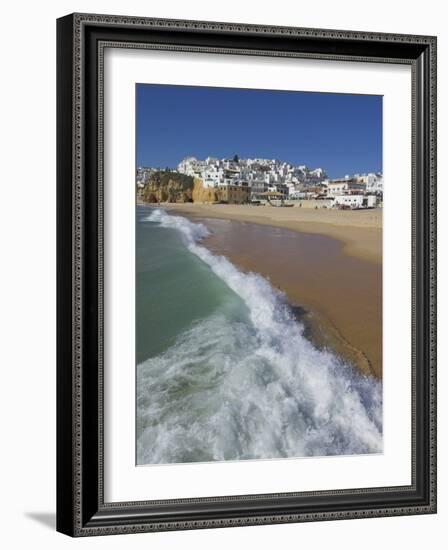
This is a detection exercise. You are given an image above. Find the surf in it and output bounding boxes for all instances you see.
[137,209,382,464]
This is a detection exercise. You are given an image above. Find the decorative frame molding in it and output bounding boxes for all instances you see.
[57,13,437,537]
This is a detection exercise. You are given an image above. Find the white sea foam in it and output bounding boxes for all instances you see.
[137,209,383,464]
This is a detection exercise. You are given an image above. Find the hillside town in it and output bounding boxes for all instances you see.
[137,156,383,209]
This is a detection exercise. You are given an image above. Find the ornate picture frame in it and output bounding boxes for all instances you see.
[56,13,437,536]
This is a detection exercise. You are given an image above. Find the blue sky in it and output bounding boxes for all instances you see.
[136,84,382,179]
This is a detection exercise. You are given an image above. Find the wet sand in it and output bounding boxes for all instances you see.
[165,203,382,265]
[199,217,382,378]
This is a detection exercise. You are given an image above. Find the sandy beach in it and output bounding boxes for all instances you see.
[164,203,382,378]
[164,203,382,265]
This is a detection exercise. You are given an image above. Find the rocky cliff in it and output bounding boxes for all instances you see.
[141,171,194,203]
[192,178,220,203]
[140,171,248,204]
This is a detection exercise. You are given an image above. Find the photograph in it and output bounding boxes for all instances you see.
[54,8,437,538]
[0,0,442,545]
[135,84,384,465]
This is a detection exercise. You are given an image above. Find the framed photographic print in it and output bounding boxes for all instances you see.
[56,13,437,536]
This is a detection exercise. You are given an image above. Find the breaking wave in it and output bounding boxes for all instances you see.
[137,209,382,464]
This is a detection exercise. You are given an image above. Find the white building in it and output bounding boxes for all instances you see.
[202,167,224,188]
[333,194,378,209]
[177,157,207,178]
[365,173,383,194]
[176,156,374,199]
[205,156,219,166]
[288,190,307,199]
[327,180,366,197]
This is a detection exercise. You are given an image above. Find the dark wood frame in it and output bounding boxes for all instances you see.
[57,13,437,537]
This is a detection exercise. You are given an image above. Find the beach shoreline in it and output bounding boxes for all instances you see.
[163,203,382,265]
[159,203,382,378]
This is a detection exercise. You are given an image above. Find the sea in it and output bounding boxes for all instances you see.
[136,205,383,465]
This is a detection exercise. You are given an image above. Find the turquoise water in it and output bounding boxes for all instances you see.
[136,207,383,465]
[136,206,246,363]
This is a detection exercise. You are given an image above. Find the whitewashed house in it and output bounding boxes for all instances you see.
[366,173,383,193]
[327,179,366,196]
[202,167,224,188]
[333,194,378,209]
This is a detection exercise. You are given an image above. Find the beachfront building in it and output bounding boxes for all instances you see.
[352,172,383,194]
[333,194,378,209]
[177,156,328,197]
[174,156,383,205]
[249,181,269,201]
[288,190,308,200]
[365,173,383,194]
[272,183,289,197]
[218,183,250,204]
[326,178,366,197]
